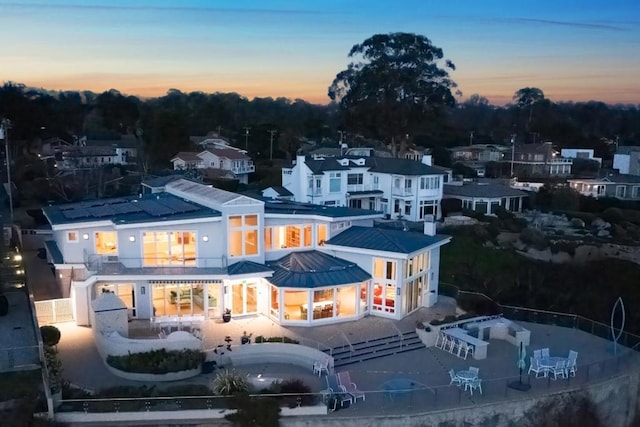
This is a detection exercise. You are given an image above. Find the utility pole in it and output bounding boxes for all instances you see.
[0,119,13,223]
[243,127,251,150]
[469,131,474,146]
[267,130,277,161]
[337,130,345,145]
[510,134,516,178]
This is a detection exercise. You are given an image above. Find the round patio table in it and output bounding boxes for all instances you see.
[382,378,424,400]
[538,356,566,369]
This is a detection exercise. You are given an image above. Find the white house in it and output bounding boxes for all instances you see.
[170,147,255,184]
[42,179,450,328]
[282,155,445,222]
[613,146,640,176]
[560,149,602,165]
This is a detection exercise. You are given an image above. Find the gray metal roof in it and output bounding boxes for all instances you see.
[268,250,370,288]
[44,240,64,264]
[443,183,529,198]
[227,261,273,276]
[304,156,444,176]
[326,226,449,254]
[263,199,382,218]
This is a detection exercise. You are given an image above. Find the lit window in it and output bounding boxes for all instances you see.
[95,231,117,255]
[229,214,259,257]
[67,231,79,243]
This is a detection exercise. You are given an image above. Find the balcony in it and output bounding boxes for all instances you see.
[346,184,380,193]
[392,187,414,197]
[307,188,323,197]
[84,254,228,277]
[231,164,255,174]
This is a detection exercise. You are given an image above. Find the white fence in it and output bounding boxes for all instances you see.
[35,298,73,324]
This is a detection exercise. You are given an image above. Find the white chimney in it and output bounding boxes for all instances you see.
[421,154,432,166]
[423,215,436,236]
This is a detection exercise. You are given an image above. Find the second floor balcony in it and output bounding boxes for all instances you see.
[346,184,380,193]
[84,254,229,277]
[392,187,414,197]
[231,163,255,174]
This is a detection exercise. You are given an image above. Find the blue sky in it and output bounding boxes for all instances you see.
[1,0,639,105]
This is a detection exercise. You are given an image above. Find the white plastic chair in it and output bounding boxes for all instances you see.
[528,356,546,378]
[459,342,474,360]
[313,359,330,377]
[468,366,480,378]
[551,360,567,380]
[435,332,447,349]
[533,350,542,360]
[567,350,578,377]
[449,369,462,387]
[465,377,482,395]
[541,348,550,358]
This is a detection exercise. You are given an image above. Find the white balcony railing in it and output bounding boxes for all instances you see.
[307,188,323,197]
[346,184,380,193]
[392,187,414,197]
[231,164,255,174]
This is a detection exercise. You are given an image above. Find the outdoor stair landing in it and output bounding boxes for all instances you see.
[328,330,424,368]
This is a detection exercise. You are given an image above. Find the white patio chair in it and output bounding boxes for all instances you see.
[465,377,482,395]
[313,359,330,377]
[468,366,480,378]
[551,360,567,380]
[448,369,462,387]
[541,348,550,358]
[435,332,447,349]
[459,342,474,360]
[528,356,546,378]
[441,335,453,352]
[448,338,459,355]
[567,350,578,377]
[337,371,365,402]
[533,350,542,360]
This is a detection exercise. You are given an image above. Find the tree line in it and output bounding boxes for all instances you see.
[1,32,639,171]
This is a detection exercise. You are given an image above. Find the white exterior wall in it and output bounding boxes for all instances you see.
[614,154,630,174]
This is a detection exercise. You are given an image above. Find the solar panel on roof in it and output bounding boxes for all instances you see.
[62,209,92,219]
[156,197,199,213]
[136,200,175,216]
[112,203,142,214]
[87,206,116,218]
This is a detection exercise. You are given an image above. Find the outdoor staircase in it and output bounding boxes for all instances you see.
[327,330,425,368]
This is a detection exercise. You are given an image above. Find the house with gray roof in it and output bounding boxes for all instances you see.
[171,145,255,184]
[282,154,445,222]
[568,173,640,200]
[42,178,450,329]
[443,181,529,214]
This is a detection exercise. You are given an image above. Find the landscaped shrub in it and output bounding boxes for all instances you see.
[211,369,249,396]
[106,349,204,374]
[225,395,281,427]
[44,346,63,393]
[40,325,61,347]
[254,336,299,344]
[519,227,548,250]
[600,207,624,224]
[273,378,314,407]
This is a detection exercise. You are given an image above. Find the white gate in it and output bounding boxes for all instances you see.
[35,298,73,324]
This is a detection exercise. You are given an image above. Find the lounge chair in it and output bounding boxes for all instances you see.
[337,371,365,402]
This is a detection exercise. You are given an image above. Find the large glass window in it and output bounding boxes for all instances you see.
[312,289,335,319]
[372,258,397,314]
[329,172,341,193]
[337,285,356,318]
[347,173,363,185]
[317,224,327,245]
[284,290,308,320]
[265,224,313,250]
[143,231,196,266]
[95,231,117,255]
[99,283,135,316]
[270,285,279,318]
[229,214,259,257]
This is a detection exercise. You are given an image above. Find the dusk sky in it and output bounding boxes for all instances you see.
[2,0,639,105]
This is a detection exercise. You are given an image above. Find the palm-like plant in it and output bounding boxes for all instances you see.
[211,369,249,395]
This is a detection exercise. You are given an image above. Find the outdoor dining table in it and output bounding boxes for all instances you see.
[538,356,567,377]
[456,370,477,386]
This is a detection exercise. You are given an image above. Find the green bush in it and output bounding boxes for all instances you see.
[40,325,61,347]
[519,228,548,250]
[276,378,314,407]
[106,349,204,374]
[211,369,249,396]
[600,207,624,224]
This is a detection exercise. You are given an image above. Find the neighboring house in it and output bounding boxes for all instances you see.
[262,186,294,201]
[443,181,528,214]
[568,174,640,200]
[46,135,138,170]
[560,148,602,165]
[502,141,572,177]
[170,147,255,184]
[41,178,450,328]
[282,155,445,222]
[449,144,508,163]
[613,146,640,176]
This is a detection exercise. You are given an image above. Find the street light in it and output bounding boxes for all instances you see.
[0,119,12,223]
[510,134,516,178]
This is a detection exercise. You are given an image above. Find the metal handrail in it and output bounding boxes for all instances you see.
[341,331,354,360]
[391,322,404,349]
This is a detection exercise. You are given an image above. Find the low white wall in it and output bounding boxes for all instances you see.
[106,365,201,382]
[94,330,202,359]
[216,343,333,372]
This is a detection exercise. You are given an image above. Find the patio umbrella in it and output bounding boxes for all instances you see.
[508,341,531,391]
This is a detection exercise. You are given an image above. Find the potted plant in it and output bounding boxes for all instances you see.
[241,331,252,345]
[222,308,231,323]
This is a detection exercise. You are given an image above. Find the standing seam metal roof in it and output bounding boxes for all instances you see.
[326,226,449,254]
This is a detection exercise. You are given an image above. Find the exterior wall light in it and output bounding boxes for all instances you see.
[82,233,89,240]
[202,235,209,242]
[129,235,136,242]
